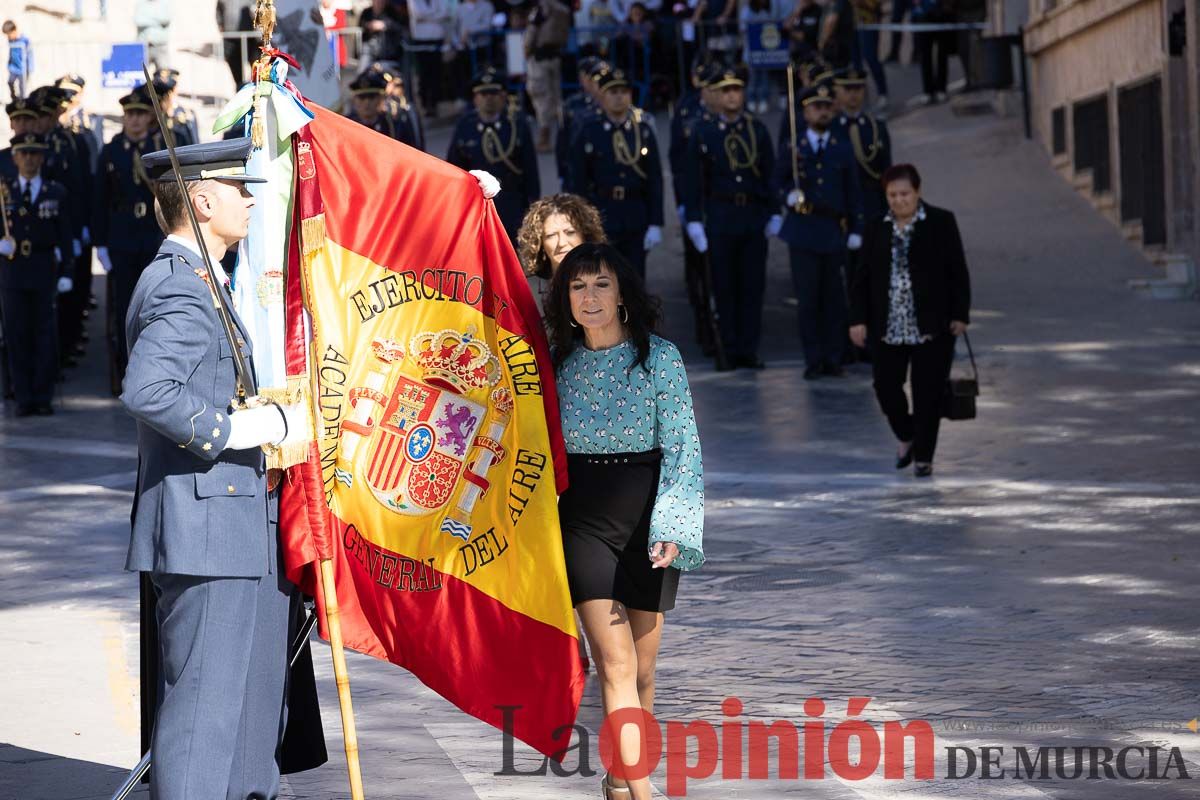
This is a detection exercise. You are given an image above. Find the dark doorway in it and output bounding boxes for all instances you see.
[1118,78,1167,246]
[1072,95,1111,193]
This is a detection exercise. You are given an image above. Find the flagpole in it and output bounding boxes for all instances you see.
[319,557,365,800]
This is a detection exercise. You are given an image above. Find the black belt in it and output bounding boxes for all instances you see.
[797,203,844,220]
[712,192,768,207]
[11,240,56,257]
[113,201,151,219]
[601,186,643,201]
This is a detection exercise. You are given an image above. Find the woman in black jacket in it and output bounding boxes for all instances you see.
[849,163,970,477]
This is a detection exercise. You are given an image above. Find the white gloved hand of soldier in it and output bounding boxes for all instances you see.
[81,225,91,246]
[643,225,662,251]
[847,233,863,251]
[676,205,686,226]
[96,246,113,273]
[686,221,708,254]
[72,239,82,258]
[0,238,14,258]
[765,214,783,238]
[224,403,288,451]
[470,170,501,200]
[57,276,73,294]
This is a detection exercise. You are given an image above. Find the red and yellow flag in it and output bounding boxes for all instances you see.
[280,106,583,759]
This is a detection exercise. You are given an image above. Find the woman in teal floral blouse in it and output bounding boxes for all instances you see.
[545,243,705,800]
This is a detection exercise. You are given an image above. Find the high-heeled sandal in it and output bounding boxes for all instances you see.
[602,773,632,799]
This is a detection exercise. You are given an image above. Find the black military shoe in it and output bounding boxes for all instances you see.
[15,404,36,417]
[35,404,54,416]
[803,366,821,380]
[821,361,846,377]
[735,356,765,370]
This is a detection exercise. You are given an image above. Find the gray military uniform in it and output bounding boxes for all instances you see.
[121,237,294,799]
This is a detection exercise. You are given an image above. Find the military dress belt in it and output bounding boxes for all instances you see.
[13,240,55,257]
[795,203,844,221]
[114,200,151,219]
[603,186,644,201]
[712,192,769,207]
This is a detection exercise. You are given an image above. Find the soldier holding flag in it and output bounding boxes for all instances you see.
[121,136,321,798]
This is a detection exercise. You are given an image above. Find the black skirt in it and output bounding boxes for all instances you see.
[559,449,680,613]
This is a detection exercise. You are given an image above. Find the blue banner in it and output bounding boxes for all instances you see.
[745,22,790,69]
[101,43,148,89]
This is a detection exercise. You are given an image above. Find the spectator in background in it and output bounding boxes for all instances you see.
[850,0,887,110]
[452,0,497,96]
[614,2,654,81]
[912,0,953,102]
[360,0,409,74]
[955,0,985,89]
[739,0,773,114]
[524,0,571,153]
[409,0,449,116]
[3,20,32,102]
[818,0,855,68]
[134,0,172,68]
[783,0,823,65]
[884,0,911,62]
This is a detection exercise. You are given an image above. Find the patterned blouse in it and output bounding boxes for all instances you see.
[555,335,705,571]
[883,203,932,346]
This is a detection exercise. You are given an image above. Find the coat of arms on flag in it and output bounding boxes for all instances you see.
[340,328,514,541]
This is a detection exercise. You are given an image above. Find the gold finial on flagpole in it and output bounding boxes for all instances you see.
[250,0,277,148]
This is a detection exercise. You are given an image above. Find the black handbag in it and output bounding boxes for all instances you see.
[942,331,979,421]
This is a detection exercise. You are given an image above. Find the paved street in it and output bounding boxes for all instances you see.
[3,82,1200,799]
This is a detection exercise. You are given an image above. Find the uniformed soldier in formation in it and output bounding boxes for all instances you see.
[56,73,103,353]
[0,98,39,179]
[369,63,425,151]
[682,65,775,370]
[122,136,323,798]
[345,69,420,147]
[446,66,540,247]
[151,67,199,147]
[0,133,74,415]
[93,84,167,386]
[670,59,717,355]
[29,86,90,366]
[555,55,604,187]
[833,67,892,223]
[56,73,104,169]
[565,68,664,278]
[770,83,864,380]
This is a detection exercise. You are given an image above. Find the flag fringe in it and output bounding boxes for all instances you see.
[263,375,315,470]
[301,214,326,256]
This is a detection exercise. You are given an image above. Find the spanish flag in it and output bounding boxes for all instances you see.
[279,106,583,759]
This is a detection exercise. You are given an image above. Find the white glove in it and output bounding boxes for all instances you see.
[470,169,501,200]
[676,205,686,226]
[54,246,62,263]
[224,403,287,451]
[278,402,310,448]
[81,226,91,246]
[847,233,863,251]
[57,276,73,294]
[96,246,112,273]
[643,225,662,251]
[686,221,708,254]
[72,238,82,258]
[0,238,14,258]
[765,214,783,238]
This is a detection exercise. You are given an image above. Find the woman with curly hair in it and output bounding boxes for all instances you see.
[546,242,704,800]
[516,193,606,292]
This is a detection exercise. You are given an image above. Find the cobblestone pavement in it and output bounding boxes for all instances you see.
[3,90,1200,800]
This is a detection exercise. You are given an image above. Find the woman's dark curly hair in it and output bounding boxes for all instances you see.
[544,243,662,374]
